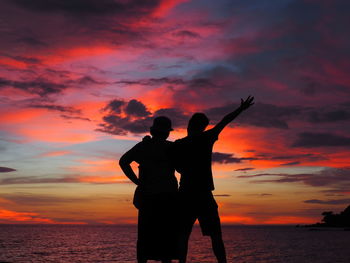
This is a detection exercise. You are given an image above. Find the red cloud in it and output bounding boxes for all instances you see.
[0,208,54,223]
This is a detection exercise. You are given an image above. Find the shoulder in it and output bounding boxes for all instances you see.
[175,136,189,144]
[133,140,147,148]
[127,140,148,153]
[165,140,174,145]
[203,128,219,141]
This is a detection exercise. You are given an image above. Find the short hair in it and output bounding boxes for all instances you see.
[188,113,209,133]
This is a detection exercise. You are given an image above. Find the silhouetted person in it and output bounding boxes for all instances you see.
[119,116,179,263]
[173,96,254,263]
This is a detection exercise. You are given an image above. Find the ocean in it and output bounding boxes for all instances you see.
[0,225,349,263]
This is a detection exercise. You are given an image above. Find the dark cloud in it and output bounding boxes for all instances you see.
[153,108,189,128]
[97,115,151,135]
[251,153,329,165]
[97,96,348,139]
[260,193,273,196]
[28,103,92,121]
[293,132,350,147]
[0,167,16,173]
[187,78,215,90]
[235,167,255,172]
[115,77,185,86]
[125,99,151,117]
[0,67,111,99]
[0,77,67,96]
[304,198,350,205]
[247,193,273,197]
[212,152,257,164]
[10,0,160,16]
[270,154,325,161]
[201,0,350,106]
[104,99,126,114]
[238,167,350,187]
[115,76,216,93]
[29,104,81,114]
[1,193,87,206]
[16,36,48,47]
[213,194,231,197]
[98,98,189,135]
[173,30,201,39]
[0,176,78,184]
[60,115,91,122]
[98,99,152,135]
[308,109,350,123]
[0,175,130,185]
[206,102,303,129]
[321,188,350,195]
[114,72,237,111]
[75,76,108,85]
[0,53,41,64]
[280,161,300,166]
[0,0,164,55]
[303,103,350,125]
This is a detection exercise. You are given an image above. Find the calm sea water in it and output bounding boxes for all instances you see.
[0,225,349,263]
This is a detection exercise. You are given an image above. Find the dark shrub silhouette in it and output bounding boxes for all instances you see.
[310,205,350,227]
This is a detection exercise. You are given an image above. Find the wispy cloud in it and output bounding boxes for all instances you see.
[212,152,257,164]
[0,167,16,173]
[293,132,350,147]
[304,198,350,205]
[0,175,131,185]
[238,167,350,188]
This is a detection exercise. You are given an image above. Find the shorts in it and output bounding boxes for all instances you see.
[179,191,222,236]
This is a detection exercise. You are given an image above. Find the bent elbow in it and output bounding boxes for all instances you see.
[119,155,130,168]
[119,156,125,167]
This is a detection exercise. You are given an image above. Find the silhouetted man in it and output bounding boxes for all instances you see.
[173,96,254,263]
[119,116,179,263]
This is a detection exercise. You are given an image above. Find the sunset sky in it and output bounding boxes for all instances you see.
[1,0,349,225]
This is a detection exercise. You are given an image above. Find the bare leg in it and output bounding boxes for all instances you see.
[211,233,227,263]
[178,232,191,263]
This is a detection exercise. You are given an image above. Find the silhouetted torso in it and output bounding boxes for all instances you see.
[128,138,177,194]
[174,129,219,192]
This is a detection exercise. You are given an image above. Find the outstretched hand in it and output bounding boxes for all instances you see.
[240,96,254,110]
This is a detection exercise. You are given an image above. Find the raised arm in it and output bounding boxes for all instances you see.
[119,151,140,185]
[212,96,254,135]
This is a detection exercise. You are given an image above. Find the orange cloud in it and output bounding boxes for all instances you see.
[77,175,129,184]
[56,221,88,225]
[18,126,97,144]
[41,150,72,157]
[0,198,13,204]
[0,208,89,224]
[71,159,119,173]
[220,214,256,224]
[0,208,54,223]
[0,108,43,124]
[263,216,316,225]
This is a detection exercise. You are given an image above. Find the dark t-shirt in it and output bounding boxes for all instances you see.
[173,128,219,192]
[124,139,178,194]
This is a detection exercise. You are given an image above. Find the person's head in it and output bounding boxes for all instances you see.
[187,113,209,136]
[150,116,173,140]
